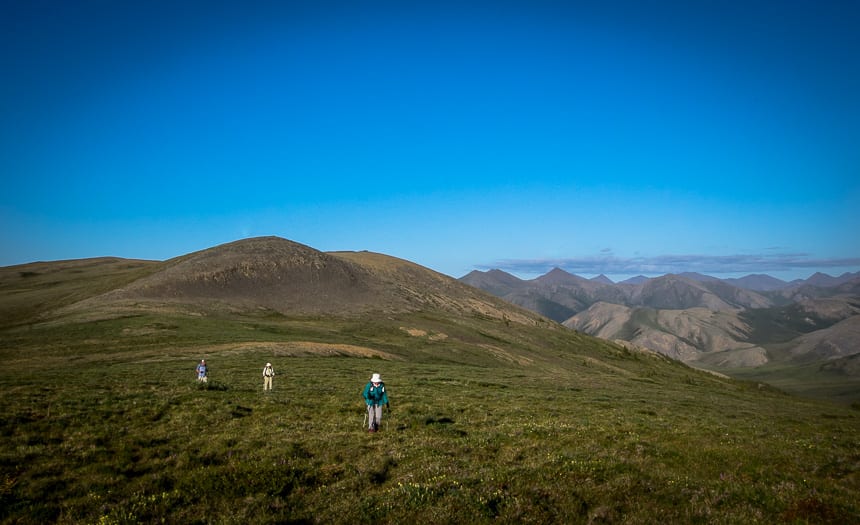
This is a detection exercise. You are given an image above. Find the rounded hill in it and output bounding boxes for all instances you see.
[64,237,544,324]
[95,237,404,315]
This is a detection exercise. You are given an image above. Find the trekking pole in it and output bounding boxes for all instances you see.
[363,410,367,430]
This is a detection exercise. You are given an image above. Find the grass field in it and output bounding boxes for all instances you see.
[727,359,860,407]
[1,310,858,524]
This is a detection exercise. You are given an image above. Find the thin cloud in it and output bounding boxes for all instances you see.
[482,254,860,276]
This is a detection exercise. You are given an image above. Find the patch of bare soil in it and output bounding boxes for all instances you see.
[400,327,449,341]
[477,343,534,365]
[199,341,401,359]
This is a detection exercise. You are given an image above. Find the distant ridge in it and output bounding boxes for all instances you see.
[533,267,586,286]
[461,267,860,376]
[463,269,860,292]
[677,272,721,282]
[723,274,787,292]
[804,271,854,288]
[635,274,735,310]
[459,269,525,297]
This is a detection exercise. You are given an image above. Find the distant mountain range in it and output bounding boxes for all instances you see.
[460,268,860,379]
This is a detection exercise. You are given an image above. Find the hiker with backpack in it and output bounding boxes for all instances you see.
[262,362,275,391]
[362,373,389,433]
[196,359,208,383]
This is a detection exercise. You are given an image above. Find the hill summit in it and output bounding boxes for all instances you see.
[100,236,388,314]
[57,236,542,325]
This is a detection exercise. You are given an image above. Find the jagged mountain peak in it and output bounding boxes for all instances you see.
[534,267,586,286]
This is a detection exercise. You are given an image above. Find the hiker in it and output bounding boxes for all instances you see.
[362,373,389,432]
[196,359,208,383]
[262,362,275,391]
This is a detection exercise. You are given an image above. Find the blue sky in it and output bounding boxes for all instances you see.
[2,0,859,282]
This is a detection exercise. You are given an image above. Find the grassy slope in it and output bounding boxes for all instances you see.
[0,259,858,524]
[734,307,860,402]
[1,309,859,524]
[727,359,860,405]
[0,258,161,329]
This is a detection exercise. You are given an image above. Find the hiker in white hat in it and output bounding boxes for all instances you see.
[262,362,275,391]
[196,359,208,383]
[362,372,389,432]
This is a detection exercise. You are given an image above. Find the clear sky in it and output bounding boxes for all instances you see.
[2,0,859,282]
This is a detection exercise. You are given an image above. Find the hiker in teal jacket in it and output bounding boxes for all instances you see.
[362,373,389,432]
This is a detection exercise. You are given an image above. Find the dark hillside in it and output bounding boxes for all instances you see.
[776,275,860,302]
[459,269,526,297]
[532,268,630,307]
[93,237,392,315]
[699,279,772,309]
[836,276,860,295]
[533,267,587,286]
[634,274,731,310]
[740,303,847,344]
[329,251,538,324]
[803,271,851,288]
[45,239,544,328]
[725,274,788,291]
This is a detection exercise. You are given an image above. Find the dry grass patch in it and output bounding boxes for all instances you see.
[202,341,401,359]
